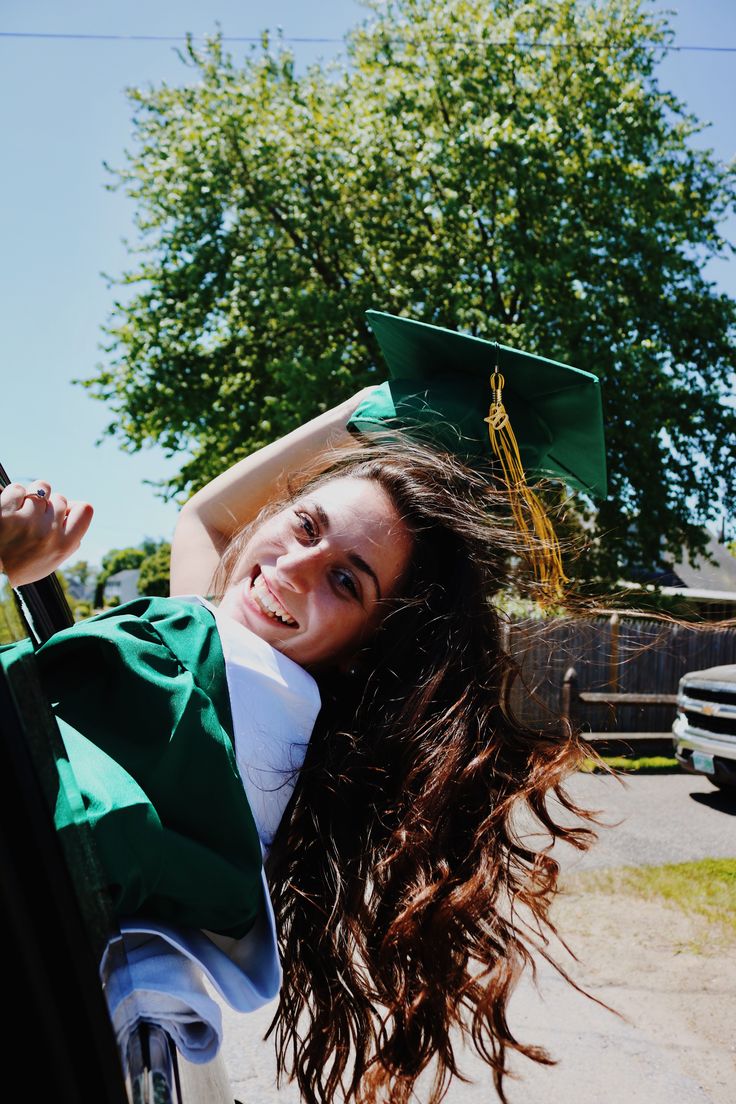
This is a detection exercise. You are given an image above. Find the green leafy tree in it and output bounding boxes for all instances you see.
[100,548,148,575]
[84,0,736,581]
[140,537,162,557]
[62,559,97,610]
[0,580,24,644]
[137,542,172,597]
[63,559,93,592]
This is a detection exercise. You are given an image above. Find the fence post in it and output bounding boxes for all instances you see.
[561,666,578,725]
[609,612,620,691]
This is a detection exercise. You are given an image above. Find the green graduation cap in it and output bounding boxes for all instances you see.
[348,310,607,498]
[347,310,608,598]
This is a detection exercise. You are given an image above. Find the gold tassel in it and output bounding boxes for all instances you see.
[485,366,568,602]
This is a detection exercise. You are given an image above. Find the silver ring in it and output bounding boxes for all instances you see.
[23,488,48,503]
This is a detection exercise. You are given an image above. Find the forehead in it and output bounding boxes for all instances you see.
[297,475,401,535]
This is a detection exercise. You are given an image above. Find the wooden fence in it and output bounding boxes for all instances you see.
[505,613,736,734]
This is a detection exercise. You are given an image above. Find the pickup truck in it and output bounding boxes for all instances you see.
[672,664,736,792]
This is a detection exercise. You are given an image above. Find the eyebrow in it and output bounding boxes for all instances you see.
[312,501,382,600]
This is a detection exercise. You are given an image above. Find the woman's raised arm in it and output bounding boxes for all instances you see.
[169,390,374,597]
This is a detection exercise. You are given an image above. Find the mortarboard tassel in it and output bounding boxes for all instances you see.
[485,365,568,601]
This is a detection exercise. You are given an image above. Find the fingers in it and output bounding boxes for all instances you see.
[24,481,54,514]
[1,479,94,587]
[43,494,93,557]
[62,500,94,552]
[1,480,54,519]
[19,486,56,536]
[0,482,30,513]
[26,479,52,500]
[2,483,85,533]
[49,491,69,528]
[28,491,72,543]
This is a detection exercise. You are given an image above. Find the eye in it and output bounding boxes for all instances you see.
[333,568,359,599]
[295,510,318,544]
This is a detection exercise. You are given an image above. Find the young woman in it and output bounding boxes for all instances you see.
[2,389,597,1104]
[174,389,597,1104]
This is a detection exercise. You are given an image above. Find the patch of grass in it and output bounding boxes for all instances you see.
[581,755,680,774]
[566,858,736,940]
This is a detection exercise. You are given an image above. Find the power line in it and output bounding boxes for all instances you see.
[0,31,335,43]
[1,30,736,53]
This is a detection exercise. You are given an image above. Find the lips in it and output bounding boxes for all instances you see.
[248,569,298,627]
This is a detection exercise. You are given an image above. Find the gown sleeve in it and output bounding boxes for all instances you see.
[32,597,264,940]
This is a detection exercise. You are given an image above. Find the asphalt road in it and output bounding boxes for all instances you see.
[215,771,736,1103]
[544,769,736,873]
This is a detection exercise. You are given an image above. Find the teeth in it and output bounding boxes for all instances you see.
[252,574,296,625]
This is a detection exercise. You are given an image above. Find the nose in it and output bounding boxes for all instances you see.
[274,542,326,592]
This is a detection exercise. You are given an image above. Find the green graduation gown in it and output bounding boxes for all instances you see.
[0,597,263,940]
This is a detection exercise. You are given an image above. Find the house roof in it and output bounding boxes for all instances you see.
[105,569,141,584]
[622,528,736,605]
[669,531,736,594]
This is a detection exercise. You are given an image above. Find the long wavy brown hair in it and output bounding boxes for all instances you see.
[215,437,599,1104]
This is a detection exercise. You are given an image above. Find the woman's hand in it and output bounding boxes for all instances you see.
[0,480,94,587]
[170,388,379,597]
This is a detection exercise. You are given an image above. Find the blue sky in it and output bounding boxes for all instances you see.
[1,1,734,567]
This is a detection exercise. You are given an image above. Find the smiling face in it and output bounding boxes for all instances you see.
[217,476,414,669]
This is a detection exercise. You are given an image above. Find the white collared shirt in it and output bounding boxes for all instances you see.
[180,597,321,854]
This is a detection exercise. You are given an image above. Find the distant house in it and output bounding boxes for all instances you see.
[104,569,140,606]
[670,532,736,589]
[649,529,736,620]
[65,574,98,605]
